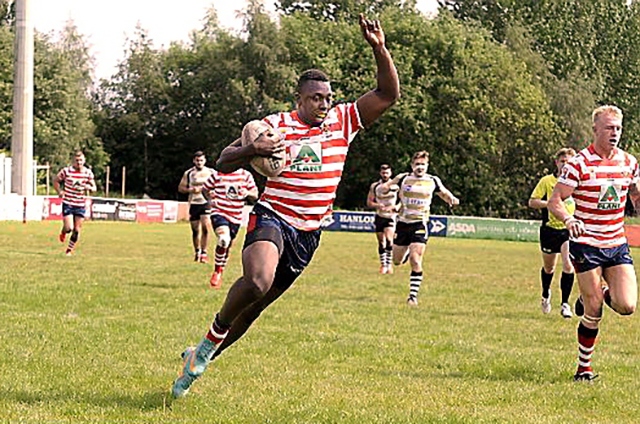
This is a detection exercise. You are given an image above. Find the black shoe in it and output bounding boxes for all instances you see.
[574,371,598,382]
[574,296,584,317]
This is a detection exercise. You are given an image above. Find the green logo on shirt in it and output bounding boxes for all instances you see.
[290,143,322,172]
[598,185,621,210]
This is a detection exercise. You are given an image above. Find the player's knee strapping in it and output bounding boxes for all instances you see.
[217,232,231,248]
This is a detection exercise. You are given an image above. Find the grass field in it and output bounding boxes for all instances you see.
[1,221,640,423]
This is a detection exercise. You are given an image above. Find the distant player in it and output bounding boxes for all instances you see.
[178,151,214,263]
[380,151,459,306]
[548,105,640,381]
[529,147,577,318]
[366,164,398,274]
[203,169,258,289]
[53,151,96,256]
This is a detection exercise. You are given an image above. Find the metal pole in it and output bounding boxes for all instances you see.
[10,0,34,196]
[144,137,148,194]
[105,165,110,197]
[122,166,126,198]
[45,162,49,195]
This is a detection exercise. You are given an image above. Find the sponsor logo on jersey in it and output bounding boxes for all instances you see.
[598,185,622,210]
[290,143,322,172]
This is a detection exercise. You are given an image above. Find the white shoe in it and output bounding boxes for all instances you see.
[407,296,418,307]
[560,303,573,319]
[541,296,551,314]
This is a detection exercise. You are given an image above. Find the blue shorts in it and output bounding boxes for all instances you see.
[212,214,240,241]
[569,241,634,273]
[62,203,86,218]
[243,204,321,291]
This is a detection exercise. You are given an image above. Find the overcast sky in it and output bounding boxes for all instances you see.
[31,0,438,80]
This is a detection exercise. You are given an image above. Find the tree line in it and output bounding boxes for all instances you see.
[2,0,640,218]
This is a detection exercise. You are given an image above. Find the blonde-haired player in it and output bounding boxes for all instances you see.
[549,105,640,381]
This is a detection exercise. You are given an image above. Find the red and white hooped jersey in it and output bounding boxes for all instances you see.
[557,144,639,248]
[204,169,257,225]
[57,166,95,208]
[257,102,362,231]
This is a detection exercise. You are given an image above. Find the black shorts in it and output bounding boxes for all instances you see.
[569,241,634,274]
[539,225,569,254]
[212,214,240,241]
[394,221,428,246]
[189,203,211,221]
[374,215,395,232]
[243,204,321,291]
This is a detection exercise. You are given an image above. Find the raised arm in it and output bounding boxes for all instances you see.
[355,14,400,129]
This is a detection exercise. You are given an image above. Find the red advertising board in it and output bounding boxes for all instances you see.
[41,197,63,221]
[136,201,164,223]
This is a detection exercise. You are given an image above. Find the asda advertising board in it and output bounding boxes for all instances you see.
[446,216,539,242]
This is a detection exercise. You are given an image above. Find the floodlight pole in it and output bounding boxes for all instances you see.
[11,0,34,196]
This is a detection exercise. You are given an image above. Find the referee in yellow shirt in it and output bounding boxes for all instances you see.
[529,147,577,318]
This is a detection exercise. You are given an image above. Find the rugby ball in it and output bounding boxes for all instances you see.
[241,120,285,178]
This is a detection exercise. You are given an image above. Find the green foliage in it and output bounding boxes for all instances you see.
[0,25,13,148]
[0,0,14,27]
[442,0,640,154]
[397,13,564,218]
[0,19,108,186]
[35,22,108,182]
[276,0,409,21]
